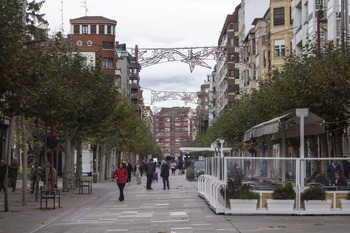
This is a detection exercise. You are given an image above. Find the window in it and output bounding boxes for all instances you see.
[315,0,324,11]
[230,38,234,47]
[336,19,341,38]
[74,25,79,34]
[274,7,285,26]
[320,31,325,48]
[274,39,285,58]
[102,41,114,49]
[107,25,112,34]
[99,25,105,34]
[82,25,88,34]
[80,56,87,66]
[102,58,113,68]
[91,25,96,34]
[234,68,239,79]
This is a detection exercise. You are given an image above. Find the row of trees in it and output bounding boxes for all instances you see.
[191,42,350,158]
[0,0,161,210]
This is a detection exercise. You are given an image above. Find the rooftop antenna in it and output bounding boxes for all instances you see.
[82,0,88,16]
[60,0,64,33]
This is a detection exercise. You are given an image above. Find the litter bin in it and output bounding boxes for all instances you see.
[93,172,98,183]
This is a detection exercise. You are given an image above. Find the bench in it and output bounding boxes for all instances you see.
[40,188,61,209]
[79,180,92,194]
[82,172,93,176]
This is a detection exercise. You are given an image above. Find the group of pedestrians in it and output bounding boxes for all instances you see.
[0,158,19,192]
[308,160,350,187]
[112,158,173,201]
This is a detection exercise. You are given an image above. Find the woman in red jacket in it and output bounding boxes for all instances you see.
[112,162,128,201]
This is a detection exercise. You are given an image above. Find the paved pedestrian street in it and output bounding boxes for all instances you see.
[1,172,350,233]
[31,174,237,233]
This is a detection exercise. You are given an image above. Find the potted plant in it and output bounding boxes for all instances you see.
[340,192,350,210]
[221,163,260,210]
[301,184,331,211]
[229,184,261,210]
[185,167,195,181]
[267,182,296,211]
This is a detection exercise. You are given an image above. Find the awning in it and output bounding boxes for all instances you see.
[243,109,325,142]
[179,147,232,153]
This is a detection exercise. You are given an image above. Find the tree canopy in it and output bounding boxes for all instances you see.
[191,43,350,150]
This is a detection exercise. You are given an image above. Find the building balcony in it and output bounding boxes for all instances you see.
[130,83,139,90]
[129,72,139,79]
[115,68,122,76]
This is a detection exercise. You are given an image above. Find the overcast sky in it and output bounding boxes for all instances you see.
[41,0,241,109]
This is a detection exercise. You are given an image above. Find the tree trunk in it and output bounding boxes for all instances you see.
[99,145,106,182]
[95,142,100,182]
[21,113,28,206]
[75,138,83,187]
[62,130,74,192]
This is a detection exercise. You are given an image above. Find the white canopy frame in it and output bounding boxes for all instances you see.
[243,108,325,188]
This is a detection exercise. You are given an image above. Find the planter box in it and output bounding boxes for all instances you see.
[304,200,331,211]
[340,199,350,210]
[230,199,258,210]
[266,199,295,211]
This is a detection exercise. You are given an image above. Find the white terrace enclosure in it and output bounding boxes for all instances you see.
[194,109,350,215]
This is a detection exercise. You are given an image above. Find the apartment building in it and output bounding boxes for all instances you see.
[141,105,155,137]
[155,107,195,158]
[270,0,293,69]
[69,16,117,75]
[115,43,131,98]
[69,16,143,117]
[209,0,296,122]
[129,46,142,116]
[215,13,237,114]
[196,81,210,133]
[253,15,269,83]
[328,0,349,44]
[254,0,293,84]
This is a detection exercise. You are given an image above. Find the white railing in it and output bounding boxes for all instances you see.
[197,156,350,215]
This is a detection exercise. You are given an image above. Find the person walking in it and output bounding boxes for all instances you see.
[0,159,6,192]
[125,160,133,184]
[170,161,176,176]
[134,160,143,185]
[8,158,19,192]
[112,162,128,201]
[145,159,155,190]
[160,160,170,190]
[30,162,42,193]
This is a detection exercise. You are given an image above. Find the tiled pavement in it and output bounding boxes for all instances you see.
[1,171,350,233]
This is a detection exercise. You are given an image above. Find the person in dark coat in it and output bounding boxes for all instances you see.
[145,159,155,190]
[160,160,170,190]
[0,159,6,192]
[343,159,350,179]
[8,158,19,192]
[327,160,342,183]
[125,160,133,183]
[331,171,348,187]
